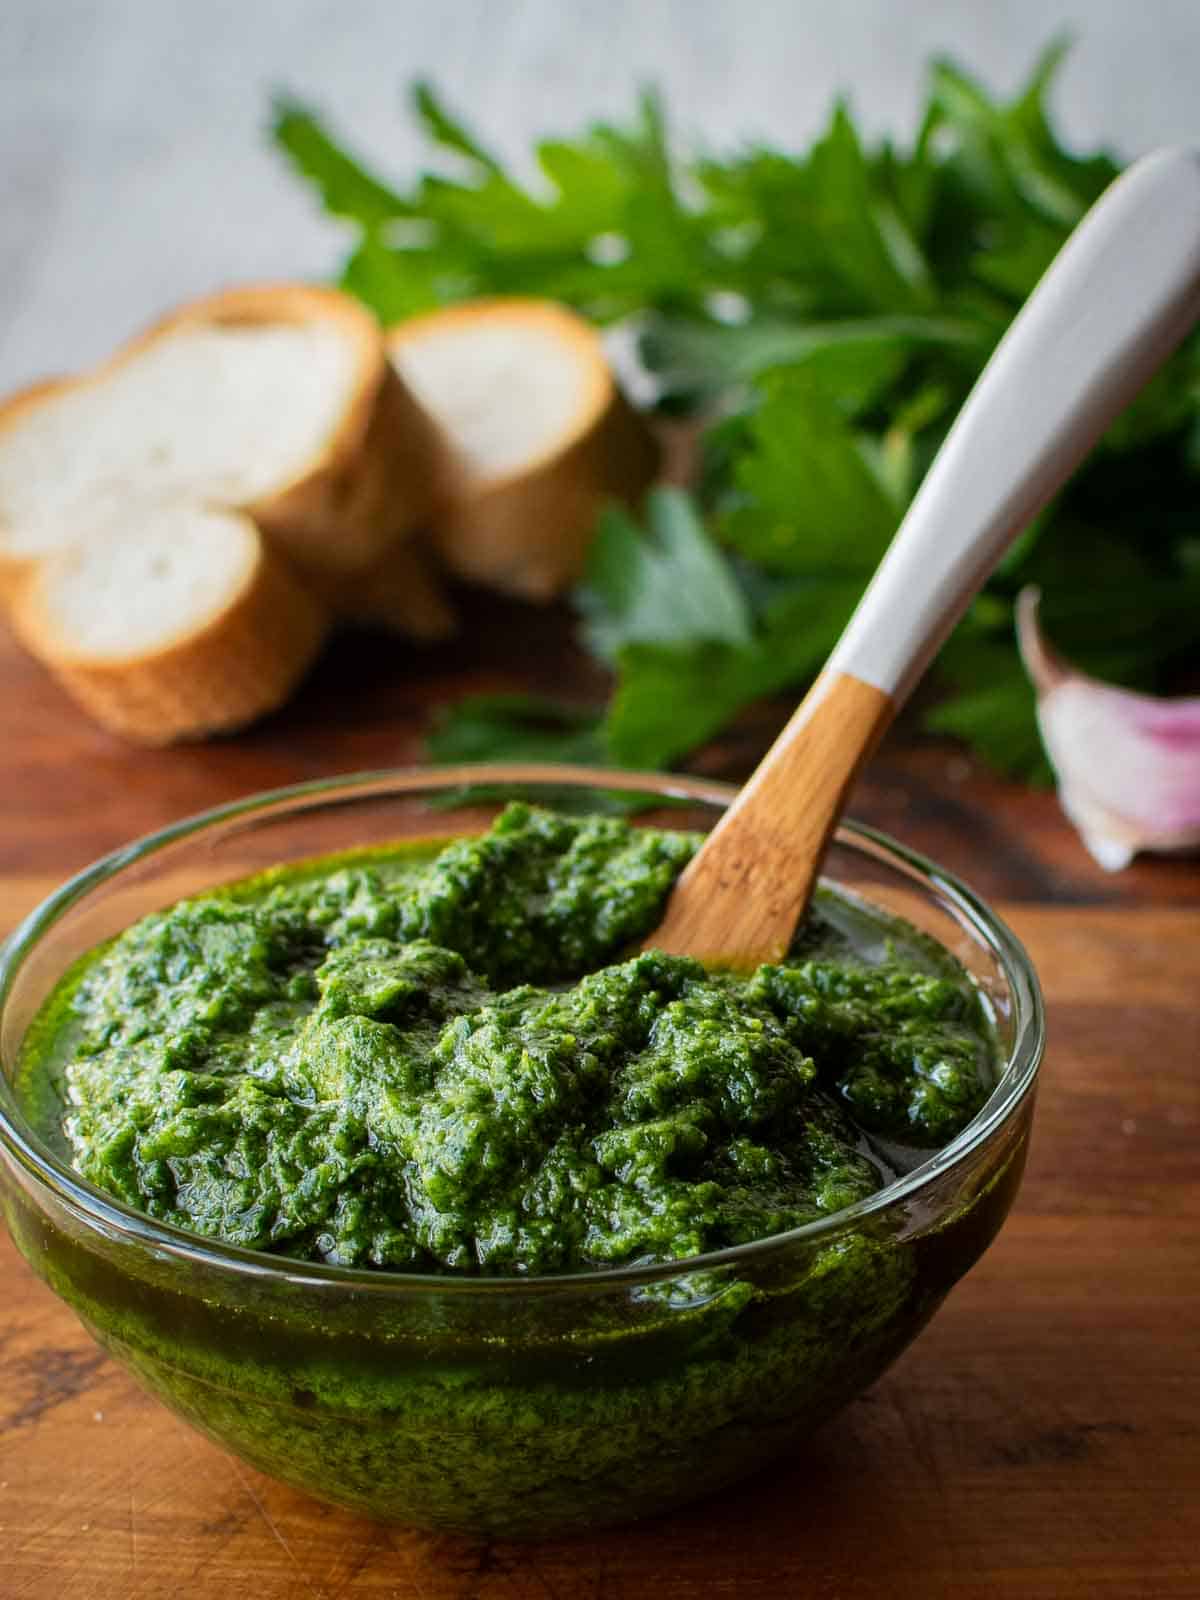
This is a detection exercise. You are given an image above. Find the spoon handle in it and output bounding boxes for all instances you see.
[827,144,1200,703]
[650,147,1200,967]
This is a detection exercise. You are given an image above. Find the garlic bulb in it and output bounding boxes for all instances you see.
[1017,587,1200,871]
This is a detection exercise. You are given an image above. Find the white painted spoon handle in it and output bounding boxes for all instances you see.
[827,145,1200,704]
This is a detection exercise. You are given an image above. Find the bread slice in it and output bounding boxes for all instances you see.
[11,502,328,743]
[0,283,454,597]
[0,375,76,603]
[387,298,661,600]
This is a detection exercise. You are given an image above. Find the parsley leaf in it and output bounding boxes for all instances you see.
[719,371,902,574]
[605,577,865,769]
[579,489,753,661]
[271,97,407,227]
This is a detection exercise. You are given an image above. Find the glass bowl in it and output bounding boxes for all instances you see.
[0,764,1044,1538]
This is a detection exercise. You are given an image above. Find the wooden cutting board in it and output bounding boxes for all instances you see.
[1,610,1197,1599]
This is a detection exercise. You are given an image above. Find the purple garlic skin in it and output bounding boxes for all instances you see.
[1016,587,1200,871]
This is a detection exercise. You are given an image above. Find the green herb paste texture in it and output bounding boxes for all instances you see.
[26,803,996,1275]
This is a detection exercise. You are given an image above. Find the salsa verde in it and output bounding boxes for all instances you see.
[20,802,997,1275]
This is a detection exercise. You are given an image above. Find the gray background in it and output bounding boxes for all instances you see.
[2,0,1198,392]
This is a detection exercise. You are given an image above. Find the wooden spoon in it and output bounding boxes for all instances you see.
[648,146,1200,969]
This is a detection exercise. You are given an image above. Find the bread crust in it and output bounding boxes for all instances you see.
[0,284,455,597]
[387,298,661,600]
[149,285,455,575]
[11,517,329,744]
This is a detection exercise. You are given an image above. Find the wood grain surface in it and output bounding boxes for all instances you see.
[1,604,1198,1599]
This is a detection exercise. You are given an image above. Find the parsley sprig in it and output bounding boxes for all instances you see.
[274,44,1200,779]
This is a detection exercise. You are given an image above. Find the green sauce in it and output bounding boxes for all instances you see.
[7,803,1022,1536]
[19,803,996,1277]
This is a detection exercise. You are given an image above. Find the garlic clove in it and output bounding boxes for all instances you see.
[1016,587,1200,871]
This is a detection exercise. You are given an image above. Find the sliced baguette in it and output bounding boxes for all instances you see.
[0,374,76,603]
[11,502,328,743]
[387,298,660,600]
[0,284,455,596]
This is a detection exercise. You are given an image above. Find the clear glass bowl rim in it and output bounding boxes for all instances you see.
[0,762,1045,1298]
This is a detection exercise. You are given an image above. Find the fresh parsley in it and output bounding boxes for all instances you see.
[274,44,1200,779]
